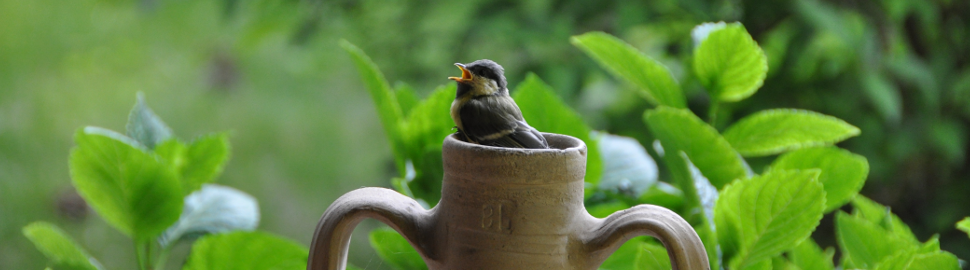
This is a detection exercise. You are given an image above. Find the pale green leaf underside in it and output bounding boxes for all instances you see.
[513,74,602,184]
[644,106,747,189]
[770,146,868,212]
[572,32,686,108]
[70,127,183,240]
[370,228,428,270]
[22,222,98,270]
[717,169,825,268]
[724,109,860,157]
[693,22,768,102]
[182,231,308,270]
[126,93,173,149]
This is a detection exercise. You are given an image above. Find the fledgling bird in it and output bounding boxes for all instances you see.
[448,59,549,149]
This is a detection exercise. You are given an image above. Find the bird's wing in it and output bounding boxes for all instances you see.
[459,96,548,149]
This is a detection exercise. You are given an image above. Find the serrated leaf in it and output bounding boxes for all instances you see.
[180,133,230,195]
[182,231,307,270]
[340,40,406,173]
[835,211,913,269]
[571,32,685,108]
[126,93,173,149]
[770,146,868,212]
[872,248,961,270]
[850,196,918,244]
[644,106,747,189]
[369,227,428,270]
[513,74,602,184]
[788,238,834,270]
[159,184,259,247]
[693,22,768,102]
[957,217,970,237]
[69,127,183,240]
[723,109,860,157]
[716,170,825,269]
[22,222,100,270]
[596,133,658,196]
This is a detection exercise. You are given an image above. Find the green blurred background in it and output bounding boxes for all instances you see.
[1,0,968,269]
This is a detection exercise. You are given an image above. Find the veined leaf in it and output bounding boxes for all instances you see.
[22,222,100,270]
[181,133,230,195]
[769,146,868,212]
[716,170,825,269]
[571,32,685,108]
[634,241,672,269]
[340,40,406,173]
[835,211,912,269]
[126,93,173,149]
[872,247,960,270]
[369,227,428,270]
[514,74,602,184]
[693,22,767,102]
[182,231,307,270]
[401,84,455,152]
[644,106,747,189]
[788,238,835,270]
[723,109,860,157]
[69,127,183,240]
[850,196,918,244]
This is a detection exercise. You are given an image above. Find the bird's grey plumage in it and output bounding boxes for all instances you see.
[450,59,548,149]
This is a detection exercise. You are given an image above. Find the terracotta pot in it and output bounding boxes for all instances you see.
[308,133,709,269]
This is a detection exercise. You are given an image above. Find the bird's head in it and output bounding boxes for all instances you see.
[448,59,508,99]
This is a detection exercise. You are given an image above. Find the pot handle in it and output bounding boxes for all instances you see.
[308,187,433,270]
[584,204,709,270]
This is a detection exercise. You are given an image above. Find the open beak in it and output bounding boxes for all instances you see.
[448,63,473,83]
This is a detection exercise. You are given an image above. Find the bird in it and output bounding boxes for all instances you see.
[447,59,549,149]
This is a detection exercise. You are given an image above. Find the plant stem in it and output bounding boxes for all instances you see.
[135,241,147,270]
[154,244,174,270]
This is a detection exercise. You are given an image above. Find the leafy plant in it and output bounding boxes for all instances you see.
[23,96,307,270]
[349,21,964,269]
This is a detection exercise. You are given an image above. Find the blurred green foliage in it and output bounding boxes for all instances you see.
[2,0,968,269]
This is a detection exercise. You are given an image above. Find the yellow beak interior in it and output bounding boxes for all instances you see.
[448,63,473,83]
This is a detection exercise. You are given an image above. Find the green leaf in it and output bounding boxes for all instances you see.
[788,238,834,270]
[401,84,455,152]
[180,133,230,195]
[571,32,685,108]
[513,74,602,184]
[394,82,420,116]
[340,40,406,173]
[587,201,630,219]
[850,196,918,244]
[723,109,860,157]
[835,211,912,269]
[957,217,970,237]
[716,170,825,269]
[182,231,308,270]
[644,106,747,189]
[692,22,768,102]
[769,146,868,212]
[872,248,961,270]
[22,222,99,270]
[634,241,672,269]
[69,127,183,240]
[861,71,903,124]
[369,227,428,270]
[126,93,173,150]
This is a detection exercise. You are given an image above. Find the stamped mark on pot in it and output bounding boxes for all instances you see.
[482,200,513,232]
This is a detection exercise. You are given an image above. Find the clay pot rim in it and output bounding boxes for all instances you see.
[443,132,587,155]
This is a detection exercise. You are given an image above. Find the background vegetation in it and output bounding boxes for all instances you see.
[1,0,968,269]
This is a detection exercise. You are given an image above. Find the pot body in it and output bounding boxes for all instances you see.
[426,133,592,269]
[308,133,709,270]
